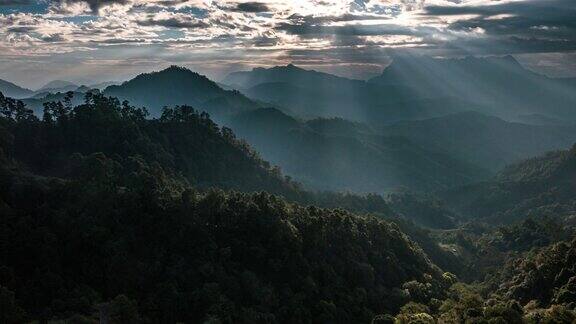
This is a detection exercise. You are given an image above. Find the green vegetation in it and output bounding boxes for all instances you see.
[0,92,451,322]
[442,145,576,224]
[2,91,576,323]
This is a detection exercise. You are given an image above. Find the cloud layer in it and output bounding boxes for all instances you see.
[0,0,575,86]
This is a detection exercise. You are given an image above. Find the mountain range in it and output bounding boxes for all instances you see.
[383,111,576,171]
[2,57,575,193]
[229,108,487,193]
[224,56,576,125]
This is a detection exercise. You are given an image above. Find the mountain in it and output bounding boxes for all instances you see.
[226,57,576,125]
[229,108,488,193]
[224,63,365,90]
[441,145,576,223]
[370,55,576,121]
[0,92,452,323]
[0,79,33,98]
[224,64,460,123]
[104,66,258,119]
[38,80,79,93]
[383,111,576,171]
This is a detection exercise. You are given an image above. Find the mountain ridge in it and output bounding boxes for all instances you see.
[104,65,258,119]
[0,78,34,99]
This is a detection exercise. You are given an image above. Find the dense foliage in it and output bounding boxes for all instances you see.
[442,145,576,224]
[0,92,453,323]
[2,91,576,323]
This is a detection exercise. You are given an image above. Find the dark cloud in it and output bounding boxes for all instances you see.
[137,17,209,29]
[232,2,270,13]
[286,13,390,25]
[0,0,34,5]
[276,22,428,38]
[42,34,66,42]
[424,0,576,52]
[52,0,129,14]
[7,26,36,33]
[92,38,146,44]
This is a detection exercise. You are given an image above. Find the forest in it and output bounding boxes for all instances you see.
[1,90,576,323]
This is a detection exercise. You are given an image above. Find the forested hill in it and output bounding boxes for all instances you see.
[0,92,456,323]
[0,91,300,197]
[3,92,576,323]
[229,108,487,193]
[383,111,576,171]
[104,66,258,119]
[441,145,576,223]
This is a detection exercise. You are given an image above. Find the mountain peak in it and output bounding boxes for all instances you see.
[40,80,77,91]
[102,64,256,117]
[164,65,192,72]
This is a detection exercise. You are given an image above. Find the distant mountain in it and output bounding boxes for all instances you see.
[0,79,33,98]
[104,66,258,119]
[229,108,488,193]
[224,64,364,89]
[383,111,576,171]
[226,57,576,124]
[38,80,79,93]
[225,64,462,122]
[90,80,121,90]
[21,91,88,115]
[370,55,576,121]
[441,145,576,224]
[225,64,374,121]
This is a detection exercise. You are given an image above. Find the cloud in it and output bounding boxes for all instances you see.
[137,15,209,29]
[424,0,576,53]
[1,0,576,84]
[50,0,130,14]
[232,2,270,13]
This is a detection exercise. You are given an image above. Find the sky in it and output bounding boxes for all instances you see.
[0,0,575,89]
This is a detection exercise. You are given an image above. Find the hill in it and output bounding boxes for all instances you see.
[383,111,576,171]
[0,79,33,99]
[104,66,258,119]
[441,145,576,224]
[0,92,452,323]
[229,108,488,193]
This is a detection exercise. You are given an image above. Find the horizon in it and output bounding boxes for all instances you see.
[0,54,569,90]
